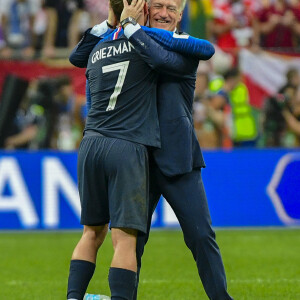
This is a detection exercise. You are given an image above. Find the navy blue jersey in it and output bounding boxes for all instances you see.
[85,34,160,148]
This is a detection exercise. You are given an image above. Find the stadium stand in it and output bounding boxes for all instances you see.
[0,0,300,149]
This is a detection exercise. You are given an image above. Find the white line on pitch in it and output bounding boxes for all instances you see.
[140,278,300,284]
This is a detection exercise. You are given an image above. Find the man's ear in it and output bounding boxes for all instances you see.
[144,2,149,25]
[178,11,183,23]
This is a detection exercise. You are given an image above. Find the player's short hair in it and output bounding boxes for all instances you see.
[110,0,132,21]
[111,0,146,21]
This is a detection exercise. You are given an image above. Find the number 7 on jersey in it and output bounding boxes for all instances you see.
[102,61,130,111]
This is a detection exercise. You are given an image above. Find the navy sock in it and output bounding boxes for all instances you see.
[108,267,137,300]
[132,266,140,300]
[67,259,95,300]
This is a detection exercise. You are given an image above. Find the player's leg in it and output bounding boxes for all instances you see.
[157,167,233,300]
[72,225,108,262]
[107,139,149,300]
[111,228,138,271]
[108,228,138,300]
[67,225,108,300]
[133,160,162,300]
[67,135,110,300]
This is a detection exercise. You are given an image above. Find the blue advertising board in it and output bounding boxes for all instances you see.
[0,149,299,229]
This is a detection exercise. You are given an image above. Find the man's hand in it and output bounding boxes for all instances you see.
[108,1,118,28]
[120,0,144,24]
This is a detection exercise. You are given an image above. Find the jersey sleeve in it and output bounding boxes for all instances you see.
[69,20,113,68]
[123,25,199,77]
[140,26,215,60]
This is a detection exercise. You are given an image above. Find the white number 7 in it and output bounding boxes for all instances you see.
[102,61,130,111]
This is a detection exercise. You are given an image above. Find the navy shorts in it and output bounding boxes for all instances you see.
[77,132,149,234]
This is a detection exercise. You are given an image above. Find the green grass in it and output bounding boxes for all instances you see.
[0,229,299,299]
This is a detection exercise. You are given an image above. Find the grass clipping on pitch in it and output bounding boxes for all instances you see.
[0,229,299,299]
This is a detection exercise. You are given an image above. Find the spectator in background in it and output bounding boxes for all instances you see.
[209,67,258,147]
[4,102,46,149]
[194,70,231,148]
[53,75,84,149]
[278,69,300,147]
[290,0,300,48]
[211,0,238,55]
[211,0,260,60]
[262,83,299,147]
[189,0,214,40]
[281,68,300,91]
[3,75,84,150]
[0,0,41,59]
[4,78,53,149]
[0,25,5,50]
[42,0,85,58]
[282,87,300,146]
[256,0,300,52]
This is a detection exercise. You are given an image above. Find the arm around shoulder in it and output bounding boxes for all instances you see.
[124,24,199,76]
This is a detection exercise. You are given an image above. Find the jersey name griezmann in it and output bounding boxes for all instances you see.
[92,41,135,64]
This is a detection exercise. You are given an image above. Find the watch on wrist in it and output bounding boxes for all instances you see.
[120,17,137,28]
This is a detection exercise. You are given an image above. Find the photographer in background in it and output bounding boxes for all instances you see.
[280,68,300,92]
[3,75,82,150]
[282,87,300,147]
[4,78,56,149]
[262,84,299,147]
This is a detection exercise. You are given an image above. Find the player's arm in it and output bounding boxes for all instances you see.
[70,3,119,68]
[69,20,115,68]
[124,24,200,76]
[140,26,214,61]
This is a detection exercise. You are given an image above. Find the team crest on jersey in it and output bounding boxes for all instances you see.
[92,41,135,64]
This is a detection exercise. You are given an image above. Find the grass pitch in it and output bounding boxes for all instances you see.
[0,229,299,299]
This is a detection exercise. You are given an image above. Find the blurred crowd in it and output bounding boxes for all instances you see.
[1,75,86,150]
[193,64,300,149]
[0,0,109,59]
[0,0,300,150]
[1,0,300,58]
[191,0,300,55]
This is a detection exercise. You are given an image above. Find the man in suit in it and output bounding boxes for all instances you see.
[70,0,233,299]
[134,1,233,299]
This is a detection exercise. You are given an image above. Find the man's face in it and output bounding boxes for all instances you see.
[149,0,183,31]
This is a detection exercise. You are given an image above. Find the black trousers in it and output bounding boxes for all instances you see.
[135,163,233,300]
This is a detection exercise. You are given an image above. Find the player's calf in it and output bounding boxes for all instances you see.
[109,228,138,300]
[67,225,109,300]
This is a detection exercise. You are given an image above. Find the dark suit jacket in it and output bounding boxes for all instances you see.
[153,72,205,176]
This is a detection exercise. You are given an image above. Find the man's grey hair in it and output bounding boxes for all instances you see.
[148,0,187,12]
[180,0,187,11]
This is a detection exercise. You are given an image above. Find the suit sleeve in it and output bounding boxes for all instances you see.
[122,25,198,76]
[69,21,113,68]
